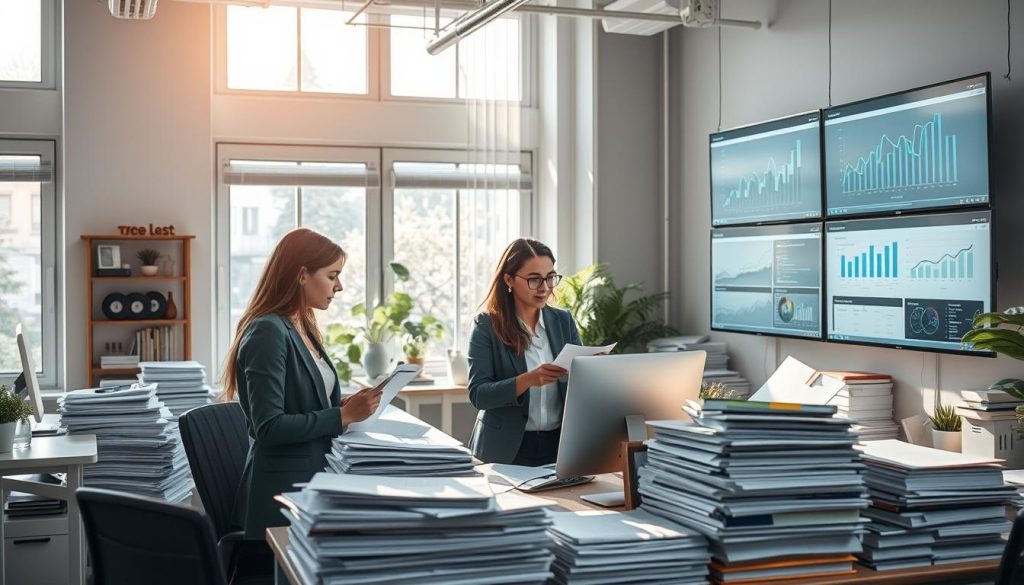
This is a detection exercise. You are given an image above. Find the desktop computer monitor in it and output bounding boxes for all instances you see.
[556,351,706,480]
[15,323,44,424]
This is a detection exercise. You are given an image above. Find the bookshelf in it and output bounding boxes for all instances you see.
[81,233,195,387]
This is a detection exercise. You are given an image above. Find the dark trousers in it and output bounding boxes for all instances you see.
[512,428,561,467]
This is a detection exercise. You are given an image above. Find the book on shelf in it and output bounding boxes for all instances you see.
[131,326,180,362]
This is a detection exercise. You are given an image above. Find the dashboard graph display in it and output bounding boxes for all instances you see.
[711,223,822,339]
[710,112,823,226]
[826,210,992,354]
[824,74,990,217]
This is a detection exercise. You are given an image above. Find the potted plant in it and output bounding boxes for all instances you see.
[699,381,736,400]
[137,248,161,276]
[0,384,32,453]
[325,262,414,381]
[402,315,445,374]
[962,306,1024,430]
[552,263,678,353]
[930,404,962,452]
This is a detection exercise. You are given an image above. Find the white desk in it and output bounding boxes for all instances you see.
[0,433,97,585]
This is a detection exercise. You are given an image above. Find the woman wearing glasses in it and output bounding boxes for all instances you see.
[467,238,580,465]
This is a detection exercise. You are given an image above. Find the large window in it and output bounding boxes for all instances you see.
[226,5,368,94]
[0,0,57,88]
[0,140,58,389]
[219,6,528,103]
[216,146,532,372]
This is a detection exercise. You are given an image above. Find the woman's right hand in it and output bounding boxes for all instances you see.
[340,386,383,425]
[525,363,568,387]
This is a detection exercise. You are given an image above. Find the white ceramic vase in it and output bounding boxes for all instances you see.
[363,343,390,380]
[140,265,159,276]
[931,429,962,453]
[0,421,18,453]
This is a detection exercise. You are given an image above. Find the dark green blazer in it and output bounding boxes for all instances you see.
[232,313,343,540]
[467,306,581,464]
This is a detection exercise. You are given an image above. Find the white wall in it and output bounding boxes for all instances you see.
[63,1,213,388]
[670,0,1024,423]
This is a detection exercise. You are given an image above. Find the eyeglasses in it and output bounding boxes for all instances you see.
[513,274,563,290]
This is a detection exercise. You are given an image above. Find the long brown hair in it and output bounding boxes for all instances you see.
[482,238,556,356]
[221,227,346,400]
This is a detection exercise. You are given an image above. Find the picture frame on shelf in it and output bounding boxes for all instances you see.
[96,244,121,270]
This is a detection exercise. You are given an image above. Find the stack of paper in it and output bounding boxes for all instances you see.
[638,399,867,582]
[276,473,554,585]
[138,361,213,417]
[547,509,708,584]
[1003,470,1024,507]
[59,384,193,502]
[99,354,139,369]
[647,336,750,398]
[859,440,1015,570]
[326,407,475,477]
[4,474,66,517]
[823,371,898,441]
[957,388,1022,423]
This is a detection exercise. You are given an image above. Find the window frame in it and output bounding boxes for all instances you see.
[213,5,382,100]
[214,5,535,106]
[214,143,383,370]
[381,147,533,351]
[0,0,60,90]
[0,138,60,390]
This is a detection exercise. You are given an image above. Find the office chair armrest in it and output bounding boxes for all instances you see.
[217,530,246,571]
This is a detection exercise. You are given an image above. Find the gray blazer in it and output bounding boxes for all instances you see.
[467,306,581,463]
[232,314,343,540]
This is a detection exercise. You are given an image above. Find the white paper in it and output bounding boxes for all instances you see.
[345,364,420,433]
[749,356,846,405]
[859,439,1003,469]
[553,343,617,372]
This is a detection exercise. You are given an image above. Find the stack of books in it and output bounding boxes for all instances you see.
[133,326,181,362]
[276,473,554,585]
[138,361,213,417]
[325,407,475,477]
[822,371,898,442]
[638,399,868,583]
[547,509,709,584]
[99,354,139,370]
[647,336,751,399]
[4,474,67,517]
[858,440,1016,570]
[59,384,193,503]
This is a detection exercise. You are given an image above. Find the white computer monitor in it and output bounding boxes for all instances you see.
[556,350,706,480]
[15,323,44,424]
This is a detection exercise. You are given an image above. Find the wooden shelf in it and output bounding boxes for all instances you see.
[81,234,196,241]
[91,367,140,374]
[90,276,187,282]
[91,319,187,326]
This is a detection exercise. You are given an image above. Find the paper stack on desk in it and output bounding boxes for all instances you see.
[59,384,193,503]
[647,337,750,398]
[325,407,476,477]
[138,361,212,418]
[638,399,868,583]
[547,509,709,584]
[276,473,554,585]
[858,440,1015,570]
[823,371,898,441]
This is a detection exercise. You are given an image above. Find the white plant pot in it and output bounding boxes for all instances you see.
[931,429,962,453]
[140,265,159,276]
[0,421,18,453]
[363,343,390,380]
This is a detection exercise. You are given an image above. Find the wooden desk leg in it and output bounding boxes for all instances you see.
[67,463,85,585]
[275,559,288,585]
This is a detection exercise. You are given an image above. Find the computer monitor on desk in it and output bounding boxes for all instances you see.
[555,351,706,504]
[14,323,44,425]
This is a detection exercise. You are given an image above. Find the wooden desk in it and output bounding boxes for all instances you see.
[265,472,1000,585]
[0,433,98,585]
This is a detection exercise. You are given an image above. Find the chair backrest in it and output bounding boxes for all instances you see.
[996,511,1024,585]
[179,402,250,539]
[76,487,226,585]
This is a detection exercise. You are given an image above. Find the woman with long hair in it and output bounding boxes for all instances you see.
[222,227,381,579]
[466,238,580,465]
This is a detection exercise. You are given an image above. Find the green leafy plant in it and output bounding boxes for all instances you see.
[963,307,1024,429]
[699,381,735,400]
[324,261,443,382]
[137,248,161,266]
[552,263,678,353]
[0,384,32,425]
[930,404,962,432]
[403,315,445,360]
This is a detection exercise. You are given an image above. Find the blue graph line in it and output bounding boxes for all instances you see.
[840,113,959,194]
[723,140,802,209]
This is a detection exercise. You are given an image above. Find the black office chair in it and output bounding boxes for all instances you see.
[76,487,226,585]
[179,402,250,570]
[996,511,1024,585]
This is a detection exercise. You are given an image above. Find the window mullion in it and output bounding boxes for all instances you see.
[296,8,303,93]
